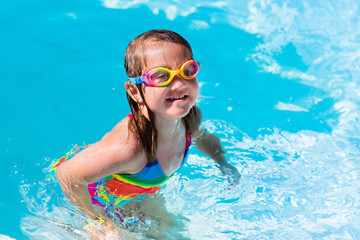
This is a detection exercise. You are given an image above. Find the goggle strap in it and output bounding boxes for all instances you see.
[128,77,146,84]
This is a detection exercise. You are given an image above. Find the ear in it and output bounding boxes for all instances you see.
[125,82,144,104]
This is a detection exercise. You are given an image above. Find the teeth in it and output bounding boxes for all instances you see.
[170,96,185,101]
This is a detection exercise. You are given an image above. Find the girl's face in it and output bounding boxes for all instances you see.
[140,42,199,120]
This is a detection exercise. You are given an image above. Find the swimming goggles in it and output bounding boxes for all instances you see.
[128,60,201,87]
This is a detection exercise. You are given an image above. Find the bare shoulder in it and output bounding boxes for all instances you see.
[57,116,146,184]
[191,127,205,140]
[102,116,141,156]
[100,116,145,170]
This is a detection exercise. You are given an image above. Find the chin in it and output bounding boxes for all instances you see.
[166,106,193,119]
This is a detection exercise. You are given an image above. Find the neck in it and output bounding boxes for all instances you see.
[155,117,184,140]
[138,105,185,139]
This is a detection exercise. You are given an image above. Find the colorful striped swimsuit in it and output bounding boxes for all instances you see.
[51,123,192,209]
[88,130,192,208]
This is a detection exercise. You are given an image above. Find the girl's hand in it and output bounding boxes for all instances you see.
[85,216,138,240]
[218,162,241,187]
[85,219,121,240]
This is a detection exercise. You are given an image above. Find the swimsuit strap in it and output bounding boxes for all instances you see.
[185,130,192,150]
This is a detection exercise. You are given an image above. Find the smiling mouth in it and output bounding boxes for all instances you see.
[167,95,188,102]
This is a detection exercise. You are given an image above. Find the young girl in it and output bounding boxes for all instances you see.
[54,29,240,237]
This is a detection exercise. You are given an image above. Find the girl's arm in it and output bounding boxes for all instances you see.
[56,121,142,220]
[193,128,241,186]
[193,128,226,163]
[56,162,98,219]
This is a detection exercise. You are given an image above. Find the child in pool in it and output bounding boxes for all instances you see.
[55,29,240,236]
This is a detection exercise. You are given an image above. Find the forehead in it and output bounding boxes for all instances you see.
[142,41,192,70]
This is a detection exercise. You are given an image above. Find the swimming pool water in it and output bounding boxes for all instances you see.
[1,0,360,239]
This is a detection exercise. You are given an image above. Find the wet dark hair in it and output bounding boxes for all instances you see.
[124,29,202,163]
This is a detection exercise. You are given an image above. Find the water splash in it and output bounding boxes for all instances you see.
[161,119,360,239]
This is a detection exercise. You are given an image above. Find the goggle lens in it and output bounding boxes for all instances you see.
[148,71,171,85]
[183,61,199,78]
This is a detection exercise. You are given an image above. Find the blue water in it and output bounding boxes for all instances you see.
[1,0,360,239]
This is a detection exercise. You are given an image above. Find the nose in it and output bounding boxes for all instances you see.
[169,74,186,89]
